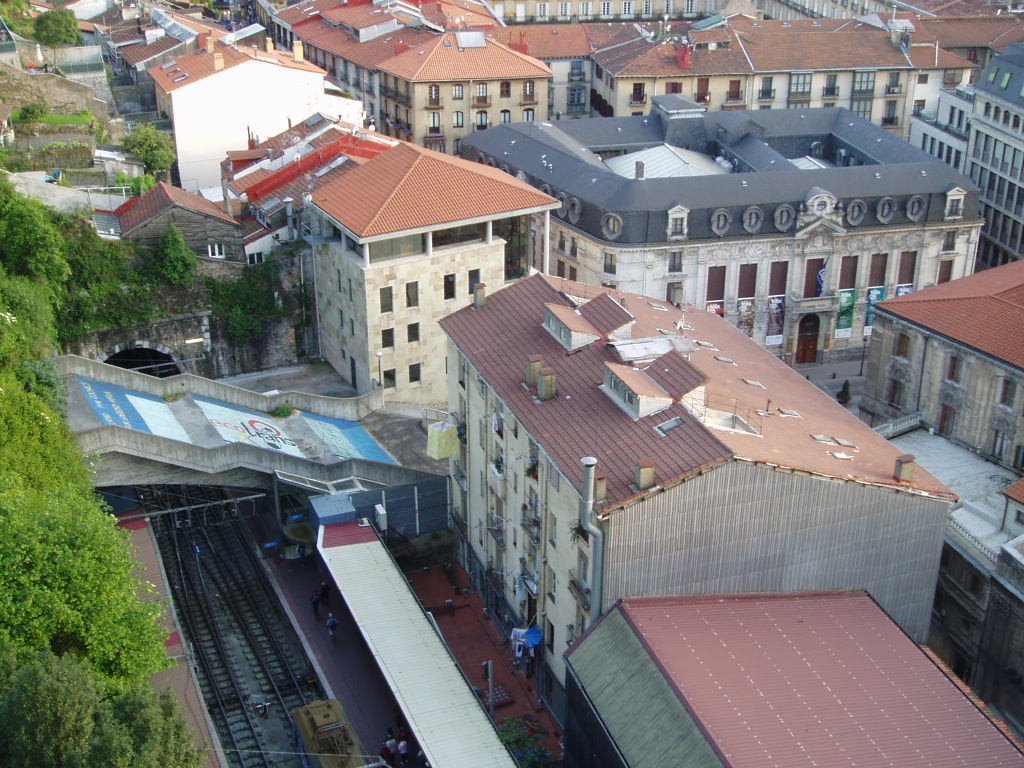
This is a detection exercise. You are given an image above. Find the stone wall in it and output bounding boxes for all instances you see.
[0,62,107,119]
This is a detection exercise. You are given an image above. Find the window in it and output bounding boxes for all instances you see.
[452,83,464,99]
[428,83,440,102]
[545,618,555,653]
[406,281,419,308]
[380,286,393,313]
[946,355,961,382]
[886,378,904,407]
[500,81,511,98]
[666,281,683,306]
[738,263,757,298]
[453,111,464,127]
[895,333,910,357]
[568,86,586,113]
[804,257,825,298]
[247,251,264,265]
[207,243,226,259]
[851,99,872,120]
[622,0,633,13]
[942,230,956,251]
[381,328,394,348]
[1015,445,1024,471]
[600,0,612,13]
[670,216,685,236]
[994,429,1010,459]
[476,83,488,98]
[603,251,616,274]
[468,268,480,294]
[853,70,875,95]
[476,111,489,129]
[404,323,419,344]
[938,260,953,283]
[523,80,535,98]
[409,363,421,383]
[501,109,512,124]
[631,82,646,103]
[869,252,888,286]
[707,265,726,303]
[668,251,682,272]
[523,108,535,122]
[443,273,456,300]
[383,368,396,389]
[946,192,964,219]
[536,1,548,16]
[839,255,858,290]
[790,72,811,94]
[898,251,917,285]
[1000,378,1016,406]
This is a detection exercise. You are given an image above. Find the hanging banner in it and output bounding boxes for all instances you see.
[736,298,755,337]
[864,285,887,336]
[895,283,914,297]
[705,301,724,316]
[835,289,856,339]
[765,295,785,346]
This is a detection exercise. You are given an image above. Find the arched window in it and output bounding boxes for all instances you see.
[476,111,489,130]
[501,110,511,124]
[523,108,535,122]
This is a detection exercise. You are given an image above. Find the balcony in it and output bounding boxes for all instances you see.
[520,510,541,544]
[568,568,591,611]
[423,130,446,144]
[472,95,491,108]
[852,86,875,97]
[822,85,840,98]
[487,460,506,499]
[757,88,775,101]
[694,92,710,104]
[521,91,538,105]
[629,93,648,106]
[885,84,902,95]
[881,115,899,127]
[425,96,444,109]
[525,456,539,481]
[488,515,506,548]
[723,91,745,107]
[788,88,811,100]
[569,71,586,82]
[382,86,410,106]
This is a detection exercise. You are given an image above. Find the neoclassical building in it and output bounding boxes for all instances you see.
[463,97,983,363]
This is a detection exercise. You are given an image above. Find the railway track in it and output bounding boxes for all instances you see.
[148,486,321,768]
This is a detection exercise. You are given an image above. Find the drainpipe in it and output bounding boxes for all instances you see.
[580,457,603,623]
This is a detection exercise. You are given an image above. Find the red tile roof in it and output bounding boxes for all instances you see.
[609,592,1024,768]
[1004,477,1024,505]
[440,276,950,508]
[149,40,324,93]
[313,141,557,237]
[120,35,185,66]
[378,31,550,81]
[117,181,238,235]
[879,260,1024,371]
[295,19,436,70]
[578,291,632,336]
[917,16,1024,52]
[488,23,593,59]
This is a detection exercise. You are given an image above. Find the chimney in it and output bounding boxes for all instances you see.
[594,471,607,502]
[284,197,294,240]
[205,33,215,54]
[537,367,557,401]
[292,39,304,62]
[213,52,224,71]
[635,160,645,180]
[635,460,656,491]
[473,282,486,310]
[526,354,543,388]
[264,37,275,53]
[894,454,916,483]
[199,31,210,51]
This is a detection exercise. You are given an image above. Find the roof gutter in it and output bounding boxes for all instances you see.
[580,456,604,623]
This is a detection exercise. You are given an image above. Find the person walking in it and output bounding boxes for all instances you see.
[319,580,331,608]
[326,613,338,642]
[310,591,321,619]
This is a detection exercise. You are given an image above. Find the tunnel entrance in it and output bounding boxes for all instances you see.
[105,347,181,377]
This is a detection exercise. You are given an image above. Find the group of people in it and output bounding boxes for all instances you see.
[379,725,427,767]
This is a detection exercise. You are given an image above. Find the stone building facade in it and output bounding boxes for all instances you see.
[464,99,982,364]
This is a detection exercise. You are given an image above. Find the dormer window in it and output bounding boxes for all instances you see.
[667,204,689,240]
[945,187,966,220]
[601,361,673,419]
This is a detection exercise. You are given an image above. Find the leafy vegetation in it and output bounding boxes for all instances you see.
[15,102,47,122]
[496,717,549,768]
[12,104,94,126]
[207,260,286,342]
[122,123,176,176]
[116,171,157,197]
[149,226,198,287]
[33,8,79,66]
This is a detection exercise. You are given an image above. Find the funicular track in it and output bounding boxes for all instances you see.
[146,486,321,768]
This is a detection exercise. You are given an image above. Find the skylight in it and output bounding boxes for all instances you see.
[655,416,684,437]
[742,378,765,388]
[695,340,717,350]
[714,356,736,365]
[778,408,801,417]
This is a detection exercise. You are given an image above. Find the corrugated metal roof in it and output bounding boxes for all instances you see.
[318,523,517,768]
[601,592,1024,768]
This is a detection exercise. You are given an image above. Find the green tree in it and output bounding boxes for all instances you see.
[0,191,70,284]
[33,8,78,67]
[122,123,175,176]
[0,645,202,768]
[837,379,852,405]
[150,226,197,287]
[117,171,156,197]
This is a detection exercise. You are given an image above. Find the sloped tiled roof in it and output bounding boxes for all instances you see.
[295,19,436,69]
[1004,476,1024,505]
[441,276,950,508]
[120,35,185,66]
[378,31,550,82]
[275,0,343,29]
[117,181,238,235]
[569,592,1024,768]
[149,40,324,93]
[313,141,557,237]
[488,23,593,59]
[878,260,1024,372]
[917,15,1024,52]
[578,291,633,336]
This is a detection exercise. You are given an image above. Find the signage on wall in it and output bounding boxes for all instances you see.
[765,295,785,346]
[835,289,856,339]
[864,285,887,336]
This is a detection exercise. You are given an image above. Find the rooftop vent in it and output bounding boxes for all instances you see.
[537,367,557,402]
[635,460,656,491]
[894,454,916,482]
[526,355,544,389]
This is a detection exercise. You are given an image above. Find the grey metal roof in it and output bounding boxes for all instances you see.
[566,608,726,768]
[464,107,979,245]
[975,42,1024,109]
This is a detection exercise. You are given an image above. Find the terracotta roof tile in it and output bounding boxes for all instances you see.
[644,349,707,395]
[295,19,436,69]
[917,16,1024,52]
[441,276,950,507]
[1004,477,1024,505]
[320,3,400,28]
[487,23,593,58]
[879,260,1024,372]
[120,35,185,66]
[313,142,557,237]
[275,0,342,28]
[606,361,671,398]
[117,181,238,235]
[547,302,601,336]
[149,40,324,93]
[578,291,632,336]
[612,592,1024,768]
[378,31,550,82]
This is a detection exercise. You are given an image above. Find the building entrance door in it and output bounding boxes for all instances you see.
[939,404,957,436]
[796,314,820,364]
